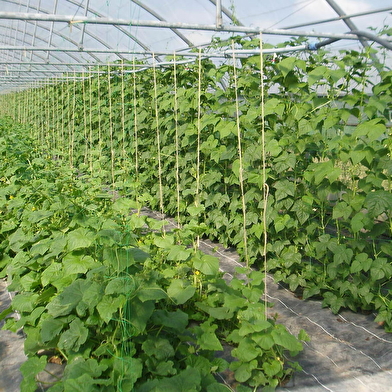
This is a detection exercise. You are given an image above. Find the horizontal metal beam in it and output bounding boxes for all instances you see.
[0,43,327,58]
[283,6,392,29]
[0,11,371,40]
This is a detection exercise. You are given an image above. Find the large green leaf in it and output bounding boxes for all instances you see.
[365,190,392,218]
[47,279,91,317]
[167,279,196,305]
[67,228,95,251]
[63,253,98,275]
[96,294,126,323]
[193,253,219,275]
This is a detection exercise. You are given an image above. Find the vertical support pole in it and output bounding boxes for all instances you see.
[216,0,223,28]
[79,0,90,50]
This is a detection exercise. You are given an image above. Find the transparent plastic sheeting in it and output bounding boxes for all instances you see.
[0,0,391,92]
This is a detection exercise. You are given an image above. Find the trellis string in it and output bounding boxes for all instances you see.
[231,41,250,269]
[260,33,270,320]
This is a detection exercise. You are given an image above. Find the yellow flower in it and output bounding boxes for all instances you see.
[195,270,200,275]
[9,195,14,200]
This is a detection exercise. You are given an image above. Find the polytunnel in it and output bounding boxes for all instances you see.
[0,1,392,392]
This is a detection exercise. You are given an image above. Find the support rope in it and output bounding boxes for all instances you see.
[173,52,181,228]
[152,54,165,221]
[132,58,140,211]
[121,60,126,162]
[231,41,249,269]
[82,69,88,166]
[107,64,115,190]
[88,67,93,173]
[260,33,270,320]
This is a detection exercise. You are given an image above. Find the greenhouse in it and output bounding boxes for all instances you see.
[0,1,392,391]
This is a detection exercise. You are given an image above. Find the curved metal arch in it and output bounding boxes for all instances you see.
[1,0,103,63]
[0,36,76,79]
[0,22,94,68]
[324,0,369,50]
[2,0,142,63]
[65,0,153,53]
[129,0,194,47]
[207,0,244,27]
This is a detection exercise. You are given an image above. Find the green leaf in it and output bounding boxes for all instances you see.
[308,66,328,86]
[137,285,167,302]
[196,320,223,351]
[230,359,258,383]
[12,292,39,313]
[187,204,205,216]
[216,121,237,138]
[105,276,135,295]
[96,294,126,323]
[47,279,91,317]
[139,367,201,392]
[264,98,284,116]
[113,357,143,390]
[232,338,262,362]
[142,337,175,360]
[266,138,282,157]
[332,201,352,220]
[350,253,372,273]
[28,210,53,223]
[166,245,193,261]
[152,309,188,332]
[63,252,98,275]
[58,318,89,351]
[276,57,296,77]
[365,190,392,218]
[273,179,295,201]
[271,324,302,353]
[63,374,96,392]
[66,357,107,379]
[263,359,282,377]
[167,279,196,305]
[112,198,138,214]
[0,306,13,321]
[353,120,386,142]
[41,262,64,287]
[103,247,149,272]
[67,228,95,251]
[193,253,219,275]
[128,297,154,333]
[41,318,66,343]
[20,356,48,392]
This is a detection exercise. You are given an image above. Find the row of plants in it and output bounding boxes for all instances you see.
[0,117,308,391]
[7,36,390,331]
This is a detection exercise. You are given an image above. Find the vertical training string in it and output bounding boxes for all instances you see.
[195,49,203,247]
[260,33,269,320]
[173,53,181,228]
[97,66,103,159]
[231,41,250,268]
[66,74,72,165]
[152,54,165,219]
[45,82,50,150]
[88,68,93,173]
[60,78,65,160]
[53,77,59,154]
[82,70,88,166]
[132,58,140,210]
[71,72,77,168]
[196,49,202,204]
[121,60,126,162]
[107,64,115,190]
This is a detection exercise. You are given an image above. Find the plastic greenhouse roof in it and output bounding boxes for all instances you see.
[0,0,391,92]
